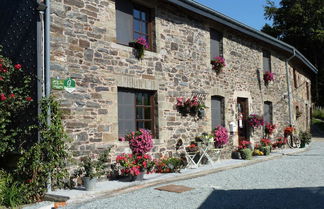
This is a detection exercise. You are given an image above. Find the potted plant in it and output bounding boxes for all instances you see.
[213,126,229,148]
[129,37,149,59]
[260,138,272,155]
[115,153,154,181]
[74,149,111,191]
[211,56,226,73]
[118,129,154,181]
[272,137,287,149]
[234,140,252,160]
[154,157,185,173]
[299,131,311,148]
[263,71,274,85]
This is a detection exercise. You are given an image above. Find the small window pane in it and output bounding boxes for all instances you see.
[136,93,143,105]
[137,121,144,129]
[144,108,151,119]
[144,121,151,130]
[136,107,144,119]
[144,93,150,105]
[141,11,146,21]
[133,9,140,19]
[134,32,141,40]
[141,22,147,33]
[134,20,141,32]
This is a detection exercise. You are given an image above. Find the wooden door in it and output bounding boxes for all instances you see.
[237,98,249,141]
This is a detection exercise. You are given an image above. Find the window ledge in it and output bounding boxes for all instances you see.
[111,42,160,58]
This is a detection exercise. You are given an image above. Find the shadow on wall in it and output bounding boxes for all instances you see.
[198,187,324,209]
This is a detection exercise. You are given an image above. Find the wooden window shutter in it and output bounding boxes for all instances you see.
[263,51,271,72]
[210,29,222,58]
[118,89,136,137]
[264,102,273,124]
[116,0,133,45]
[211,96,225,129]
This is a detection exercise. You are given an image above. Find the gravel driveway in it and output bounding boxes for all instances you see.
[65,141,324,209]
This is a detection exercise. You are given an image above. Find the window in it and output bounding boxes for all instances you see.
[263,50,271,73]
[293,69,297,88]
[116,0,154,50]
[211,96,225,128]
[118,88,157,137]
[264,101,273,124]
[210,29,223,58]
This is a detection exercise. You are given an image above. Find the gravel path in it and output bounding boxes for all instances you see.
[65,141,324,209]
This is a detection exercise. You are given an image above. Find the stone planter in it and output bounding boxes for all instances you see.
[300,141,306,148]
[83,177,97,191]
[129,171,145,181]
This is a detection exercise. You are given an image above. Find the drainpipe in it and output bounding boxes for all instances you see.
[44,0,52,192]
[285,48,296,126]
[36,2,46,142]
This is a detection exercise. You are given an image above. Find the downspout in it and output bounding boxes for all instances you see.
[285,48,296,126]
[45,0,52,192]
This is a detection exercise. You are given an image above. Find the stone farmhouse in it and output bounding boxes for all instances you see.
[47,0,317,159]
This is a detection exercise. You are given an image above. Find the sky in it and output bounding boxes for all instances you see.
[195,0,280,30]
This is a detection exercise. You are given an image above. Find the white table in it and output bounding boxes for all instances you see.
[185,147,222,168]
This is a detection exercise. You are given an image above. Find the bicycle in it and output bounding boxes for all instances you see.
[286,132,301,148]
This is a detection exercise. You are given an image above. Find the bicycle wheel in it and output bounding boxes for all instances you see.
[287,134,294,148]
[293,135,301,148]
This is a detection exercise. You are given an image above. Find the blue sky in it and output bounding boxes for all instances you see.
[195,0,280,30]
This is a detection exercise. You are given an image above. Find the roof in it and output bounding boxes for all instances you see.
[165,0,318,74]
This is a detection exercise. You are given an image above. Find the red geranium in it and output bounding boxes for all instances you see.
[9,93,15,98]
[0,76,3,81]
[26,96,33,101]
[0,93,6,101]
[14,64,22,70]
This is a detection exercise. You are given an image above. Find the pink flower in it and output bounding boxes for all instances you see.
[9,93,15,98]
[0,76,3,81]
[214,126,229,147]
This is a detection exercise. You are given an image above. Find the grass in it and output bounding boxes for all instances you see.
[312,107,324,121]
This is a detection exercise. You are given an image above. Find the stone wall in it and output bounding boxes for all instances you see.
[50,0,313,161]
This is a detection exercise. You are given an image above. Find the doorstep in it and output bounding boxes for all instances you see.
[23,146,309,208]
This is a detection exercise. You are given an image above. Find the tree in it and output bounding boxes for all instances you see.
[262,0,324,105]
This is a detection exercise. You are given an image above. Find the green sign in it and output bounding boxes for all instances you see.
[64,78,76,93]
[51,78,64,90]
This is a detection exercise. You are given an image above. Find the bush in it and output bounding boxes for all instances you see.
[154,157,185,173]
[240,148,253,160]
[0,170,25,208]
[299,131,312,145]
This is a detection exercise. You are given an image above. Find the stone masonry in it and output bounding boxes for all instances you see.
[49,0,314,161]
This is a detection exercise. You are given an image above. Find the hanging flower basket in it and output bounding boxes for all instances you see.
[263,71,274,85]
[248,114,264,129]
[176,96,206,118]
[129,37,149,60]
[211,56,226,73]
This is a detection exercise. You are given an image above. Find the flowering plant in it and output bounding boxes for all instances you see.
[119,129,153,155]
[176,96,206,117]
[272,137,287,148]
[260,138,272,147]
[154,157,184,173]
[213,126,229,148]
[129,37,149,59]
[211,56,226,73]
[248,114,264,128]
[116,153,154,176]
[238,140,251,150]
[265,123,276,136]
[263,71,274,84]
[0,52,33,156]
[284,126,294,136]
[186,142,199,152]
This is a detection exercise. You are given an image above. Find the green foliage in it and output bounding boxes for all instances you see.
[312,107,324,120]
[0,50,34,156]
[240,148,253,160]
[0,170,25,208]
[15,96,70,203]
[262,0,324,105]
[299,131,312,144]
